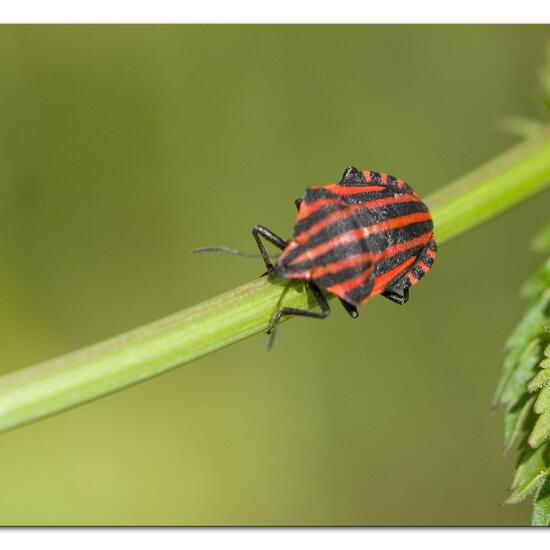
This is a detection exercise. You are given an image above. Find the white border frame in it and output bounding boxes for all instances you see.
[0,0,549,23]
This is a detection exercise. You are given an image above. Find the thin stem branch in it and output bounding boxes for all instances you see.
[1,131,550,433]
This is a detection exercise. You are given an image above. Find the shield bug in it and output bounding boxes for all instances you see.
[253,166,437,346]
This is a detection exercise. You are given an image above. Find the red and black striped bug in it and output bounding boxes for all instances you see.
[253,166,437,347]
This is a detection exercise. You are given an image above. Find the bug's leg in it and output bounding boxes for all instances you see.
[252,225,287,273]
[294,198,302,211]
[382,287,409,305]
[339,298,359,318]
[267,282,330,349]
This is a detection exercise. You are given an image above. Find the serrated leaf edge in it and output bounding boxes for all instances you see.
[505,468,549,505]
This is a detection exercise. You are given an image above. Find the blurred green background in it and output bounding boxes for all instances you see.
[0,25,549,525]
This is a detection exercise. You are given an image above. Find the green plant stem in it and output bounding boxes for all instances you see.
[1,131,550,433]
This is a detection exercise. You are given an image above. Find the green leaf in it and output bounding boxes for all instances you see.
[529,412,550,448]
[521,258,550,302]
[499,222,550,523]
[494,289,550,406]
[497,337,545,408]
[506,444,550,504]
[504,395,536,454]
[498,53,550,523]
[532,476,550,526]
[529,338,550,524]
[507,290,550,351]
[529,340,550,448]
[534,385,550,415]
[527,367,550,393]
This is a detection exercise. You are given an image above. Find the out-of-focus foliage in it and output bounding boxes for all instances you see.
[503,47,550,138]
[0,25,550,525]
[495,49,550,526]
[496,225,550,524]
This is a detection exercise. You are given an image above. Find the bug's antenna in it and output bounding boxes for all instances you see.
[192,246,279,259]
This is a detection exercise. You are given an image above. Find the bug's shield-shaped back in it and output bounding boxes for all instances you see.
[276,193,376,306]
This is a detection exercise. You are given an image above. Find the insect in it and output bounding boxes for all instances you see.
[253,166,437,346]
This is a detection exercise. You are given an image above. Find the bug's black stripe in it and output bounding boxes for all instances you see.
[309,244,425,291]
[286,218,433,267]
[279,239,369,275]
[280,239,367,272]
[385,275,408,291]
[280,220,433,270]
[293,197,424,236]
[343,279,375,306]
[358,199,427,223]
[312,263,372,289]
[420,252,434,268]
[367,171,381,185]
[293,203,345,235]
[292,202,430,252]
[376,174,415,195]
[374,245,425,275]
[302,186,394,205]
[412,264,425,280]
[340,166,367,186]
[301,188,339,203]
[338,191,404,205]
[383,238,436,292]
